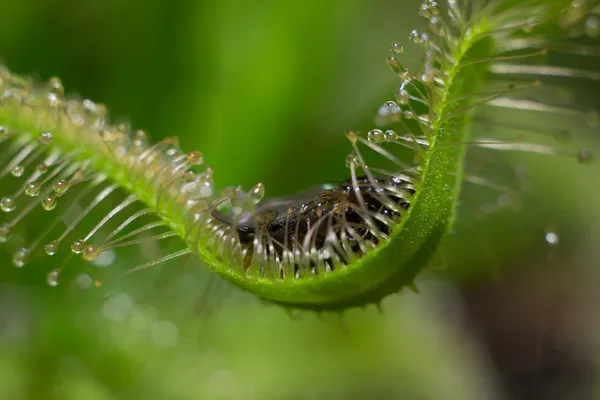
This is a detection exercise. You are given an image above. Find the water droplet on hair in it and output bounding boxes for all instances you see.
[47,270,59,287]
[1,197,16,212]
[12,248,28,267]
[41,195,57,211]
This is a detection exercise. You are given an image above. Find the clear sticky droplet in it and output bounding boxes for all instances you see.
[186,151,203,165]
[47,270,59,287]
[390,42,404,54]
[386,56,402,74]
[385,130,398,142]
[410,29,422,44]
[38,131,53,146]
[183,170,197,183]
[0,197,16,212]
[71,239,85,254]
[47,76,64,98]
[25,182,41,197]
[577,148,593,164]
[132,130,149,150]
[368,129,385,144]
[82,244,100,261]
[52,179,69,195]
[36,163,49,174]
[45,241,59,256]
[12,248,28,268]
[41,195,57,211]
[0,223,10,243]
[545,231,559,246]
[396,88,410,105]
[11,165,24,177]
[345,153,358,168]
[249,183,265,203]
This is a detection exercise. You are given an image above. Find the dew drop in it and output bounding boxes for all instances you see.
[45,241,59,256]
[368,129,385,144]
[12,248,28,268]
[71,239,85,254]
[41,195,57,211]
[82,244,100,261]
[38,131,53,146]
[25,181,41,197]
[0,197,16,212]
[545,231,559,246]
[11,165,24,177]
[0,223,11,243]
[47,270,60,287]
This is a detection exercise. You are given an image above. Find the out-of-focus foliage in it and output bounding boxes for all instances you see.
[0,0,598,399]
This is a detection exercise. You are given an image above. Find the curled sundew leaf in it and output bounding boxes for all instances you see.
[0,0,597,311]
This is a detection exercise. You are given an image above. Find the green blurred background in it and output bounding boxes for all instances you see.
[0,1,599,399]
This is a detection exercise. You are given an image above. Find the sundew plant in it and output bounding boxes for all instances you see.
[0,0,599,399]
